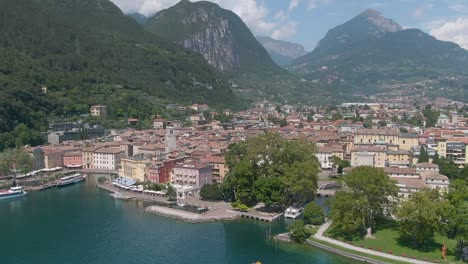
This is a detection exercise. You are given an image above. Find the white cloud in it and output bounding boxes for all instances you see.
[307,0,332,10]
[411,4,433,18]
[110,0,290,35]
[271,22,298,40]
[289,0,300,11]
[450,4,468,13]
[430,17,468,49]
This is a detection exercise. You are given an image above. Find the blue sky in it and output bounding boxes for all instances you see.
[111,0,468,50]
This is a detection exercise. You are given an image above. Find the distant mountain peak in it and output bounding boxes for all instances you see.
[358,8,382,18]
[145,0,278,72]
[354,8,402,33]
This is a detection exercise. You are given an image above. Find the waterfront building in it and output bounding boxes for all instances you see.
[82,146,100,169]
[148,157,185,184]
[93,148,124,171]
[204,156,229,183]
[43,148,63,169]
[119,156,151,182]
[31,147,45,170]
[172,161,212,199]
[63,152,83,168]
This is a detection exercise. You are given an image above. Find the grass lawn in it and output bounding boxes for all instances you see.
[308,237,409,264]
[327,219,463,263]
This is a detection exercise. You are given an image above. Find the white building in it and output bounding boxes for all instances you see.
[93,148,125,170]
[315,146,345,169]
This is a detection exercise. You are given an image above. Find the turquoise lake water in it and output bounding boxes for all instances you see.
[0,175,356,264]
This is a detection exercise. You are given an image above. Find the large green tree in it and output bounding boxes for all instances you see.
[330,192,368,238]
[0,148,33,176]
[223,133,319,207]
[446,180,468,259]
[200,183,224,201]
[397,188,451,247]
[335,166,398,237]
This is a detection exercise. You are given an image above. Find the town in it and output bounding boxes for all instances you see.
[2,99,468,263]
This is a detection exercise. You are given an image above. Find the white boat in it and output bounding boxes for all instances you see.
[110,192,131,200]
[56,173,87,187]
[284,206,304,219]
[0,186,28,200]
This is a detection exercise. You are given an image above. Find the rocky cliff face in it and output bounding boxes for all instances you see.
[145,0,278,73]
[179,7,240,71]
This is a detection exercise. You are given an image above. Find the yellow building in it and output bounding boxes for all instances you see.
[435,138,447,158]
[387,149,411,167]
[119,156,151,182]
[354,128,418,151]
[82,146,100,169]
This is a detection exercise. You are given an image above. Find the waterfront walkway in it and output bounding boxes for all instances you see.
[312,222,434,264]
[145,205,238,223]
[97,183,174,205]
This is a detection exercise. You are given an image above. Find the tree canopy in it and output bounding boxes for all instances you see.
[303,203,325,226]
[0,148,33,176]
[396,188,451,247]
[223,133,319,207]
[330,166,398,237]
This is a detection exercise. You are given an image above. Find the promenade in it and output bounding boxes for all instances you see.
[312,221,434,264]
[97,182,175,205]
[145,204,239,223]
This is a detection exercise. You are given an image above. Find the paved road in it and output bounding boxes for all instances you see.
[313,222,434,264]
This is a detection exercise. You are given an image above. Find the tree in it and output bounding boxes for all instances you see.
[330,192,367,238]
[223,133,319,207]
[438,157,460,179]
[446,180,468,259]
[338,166,398,236]
[432,152,440,165]
[279,118,287,127]
[304,203,325,225]
[417,146,429,163]
[422,105,440,128]
[165,184,177,201]
[288,220,308,244]
[0,148,33,176]
[200,183,224,201]
[397,188,451,247]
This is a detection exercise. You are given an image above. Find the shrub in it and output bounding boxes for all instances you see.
[288,220,308,244]
[303,203,325,225]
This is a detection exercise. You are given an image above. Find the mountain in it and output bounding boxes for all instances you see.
[144,0,278,73]
[290,9,468,99]
[0,0,239,150]
[128,12,147,24]
[256,36,306,66]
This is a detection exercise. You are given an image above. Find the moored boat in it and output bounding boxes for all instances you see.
[284,206,304,219]
[56,173,87,187]
[0,186,28,200]
[110,192,131,200]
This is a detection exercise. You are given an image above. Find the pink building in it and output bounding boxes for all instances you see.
[172,162,212,188]
[63,152,83,168]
